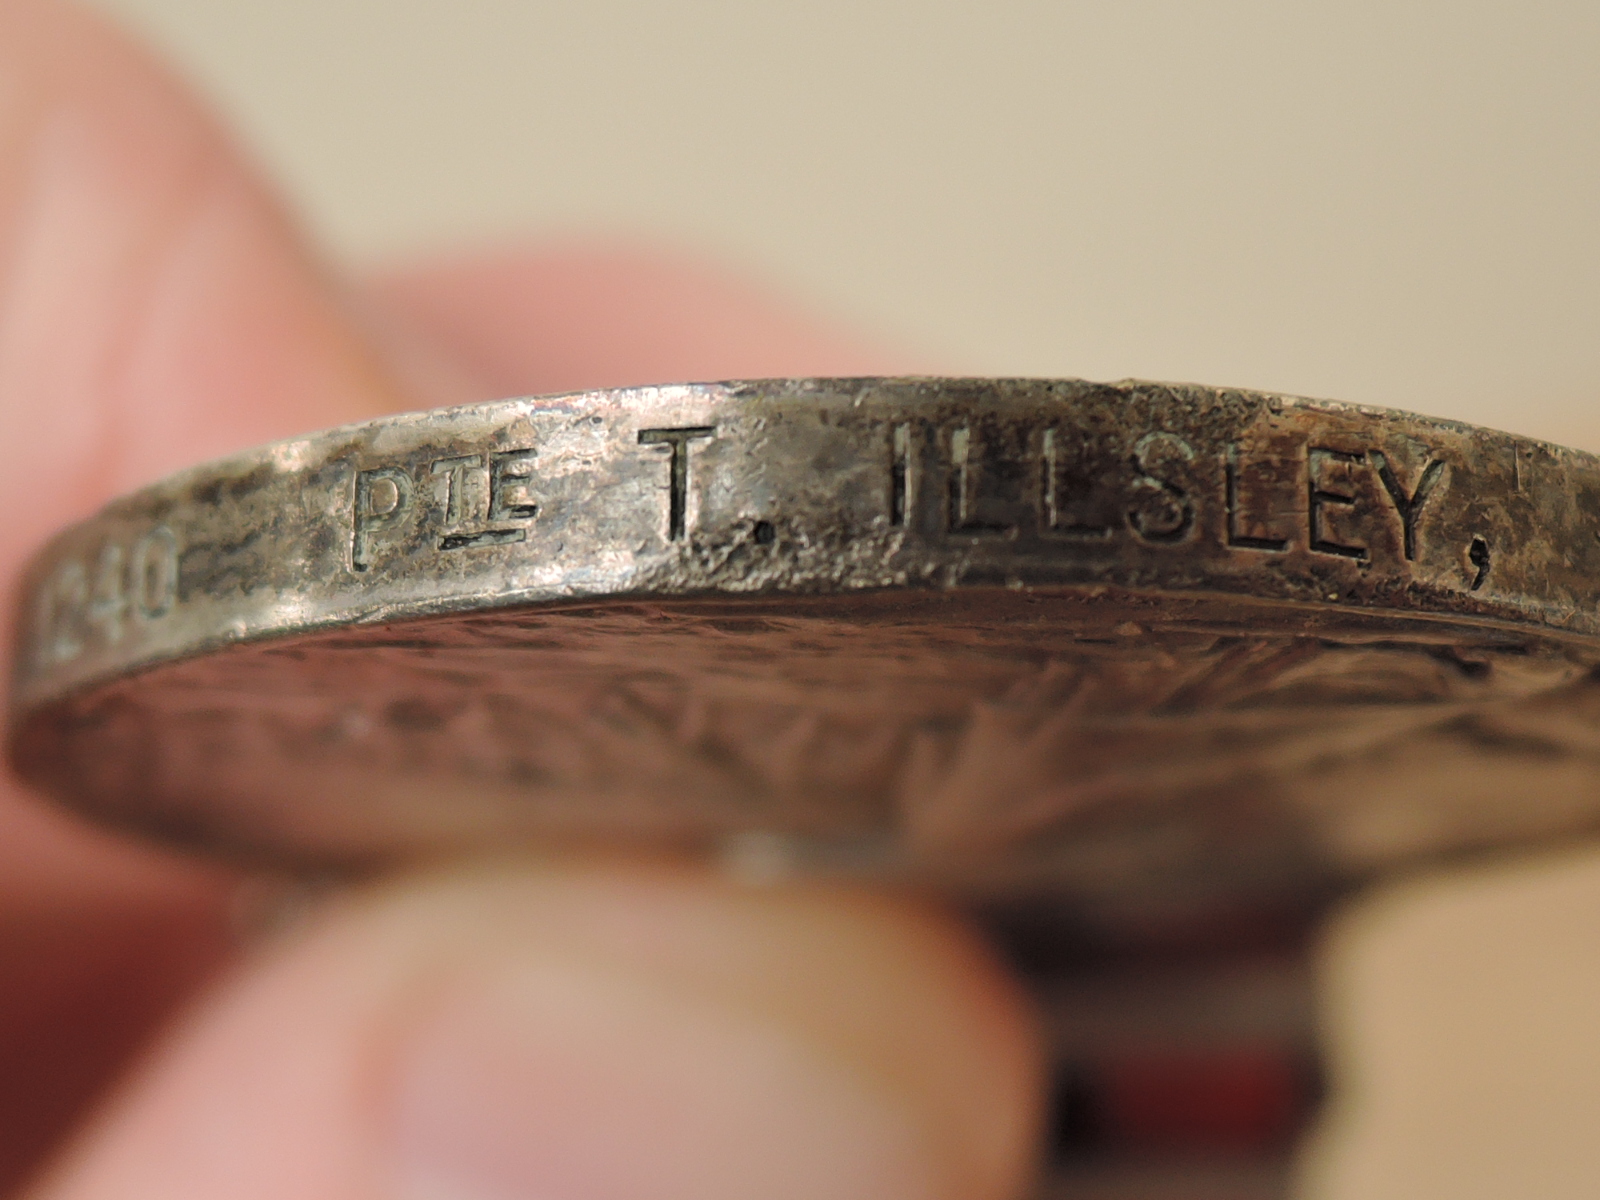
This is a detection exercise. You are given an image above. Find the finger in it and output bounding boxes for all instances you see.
[26,860,1042,1200]
[0,0,429,1181]
[370,241,916,398]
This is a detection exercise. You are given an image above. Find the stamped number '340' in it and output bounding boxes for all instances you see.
[36,527,178,664]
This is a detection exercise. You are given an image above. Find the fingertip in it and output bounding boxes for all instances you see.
[387,863,1045,1200]
[30,861,1042,1200]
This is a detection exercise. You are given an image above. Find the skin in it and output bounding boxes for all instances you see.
[0,3,1043,1198]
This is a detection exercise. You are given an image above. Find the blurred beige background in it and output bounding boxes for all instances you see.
[85,1,1600,1196]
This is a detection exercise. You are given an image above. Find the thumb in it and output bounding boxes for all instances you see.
[26,862,1043,1200]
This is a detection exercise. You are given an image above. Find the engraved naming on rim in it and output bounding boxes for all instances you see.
[341,414,1458,575]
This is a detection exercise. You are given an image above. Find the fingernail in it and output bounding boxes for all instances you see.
[388,953,941,1200]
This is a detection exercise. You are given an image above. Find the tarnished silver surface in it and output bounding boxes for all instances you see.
[10,377,1600,904]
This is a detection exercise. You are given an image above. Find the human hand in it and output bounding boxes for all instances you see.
[0,3,1042,1197]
